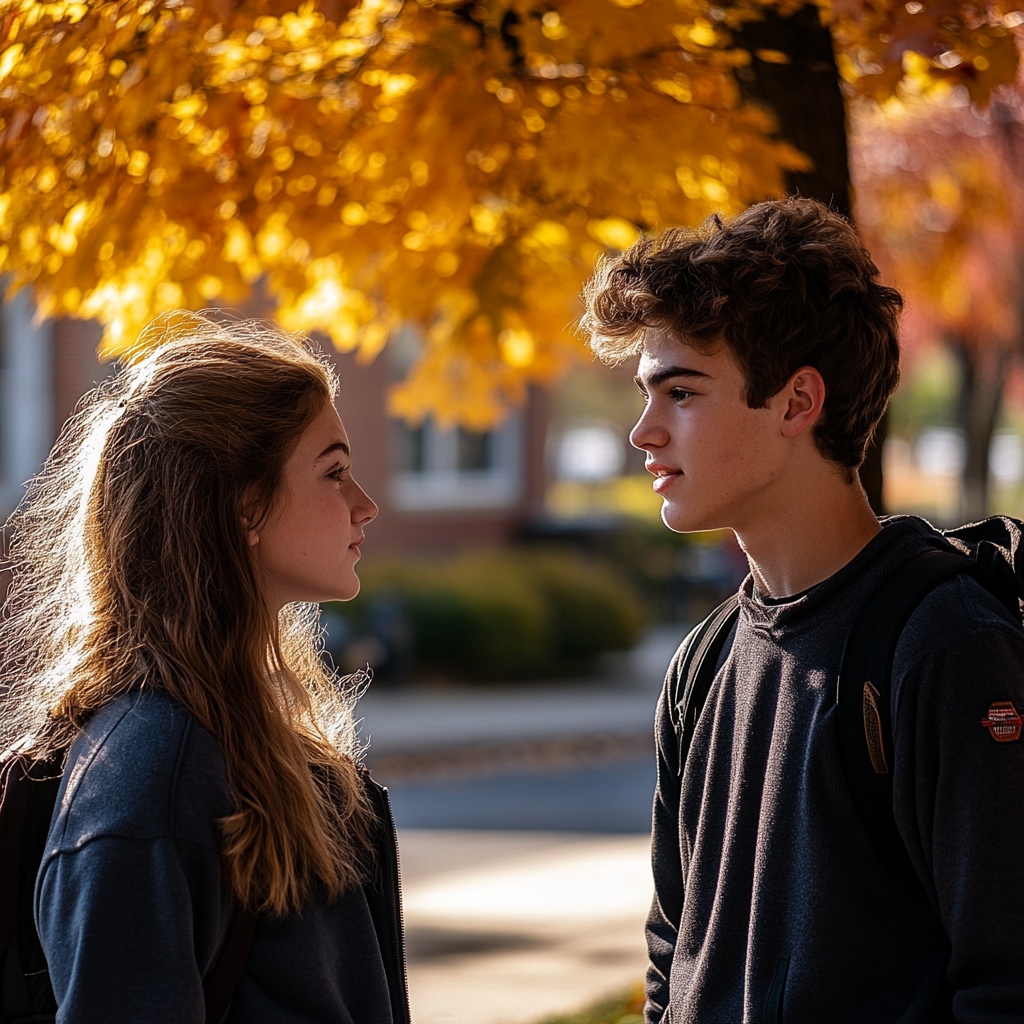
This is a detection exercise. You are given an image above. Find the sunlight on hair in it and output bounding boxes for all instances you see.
[1,310,376,915]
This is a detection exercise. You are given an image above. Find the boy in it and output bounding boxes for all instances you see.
[581,198,1024,1022]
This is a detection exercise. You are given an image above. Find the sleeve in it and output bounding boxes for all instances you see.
[645,659,685,1024]
[36,834,227,1024]
[893,624,1024,1022]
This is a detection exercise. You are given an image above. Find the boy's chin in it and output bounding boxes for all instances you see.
[661,501,713,535]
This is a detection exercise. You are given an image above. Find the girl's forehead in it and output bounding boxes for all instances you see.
[296,403,350,463]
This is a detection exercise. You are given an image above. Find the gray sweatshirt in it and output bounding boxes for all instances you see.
[35,689,398,1024]
[647,516,1024,1023]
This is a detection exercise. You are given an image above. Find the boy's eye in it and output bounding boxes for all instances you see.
[669,388,695,402]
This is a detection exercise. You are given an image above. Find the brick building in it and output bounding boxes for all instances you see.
[0,300,549,556]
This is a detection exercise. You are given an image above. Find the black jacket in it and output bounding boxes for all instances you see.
[35,689,409,1024]
[647,517,1024,1023]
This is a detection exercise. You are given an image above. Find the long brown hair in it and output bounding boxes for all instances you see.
[0,311,377,915]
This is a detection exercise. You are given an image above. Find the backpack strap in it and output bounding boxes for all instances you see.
[0,760,31,966]
[837,546,979,895]
[202,903,258,1024]
[672,593,741,777]
[1,754,63,1024]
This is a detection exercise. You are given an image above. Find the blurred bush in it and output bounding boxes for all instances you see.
[520,518,747,625]
[325,548,644,682]
[537,984,644,1024]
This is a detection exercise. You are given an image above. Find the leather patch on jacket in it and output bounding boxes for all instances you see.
[862,681,889,774]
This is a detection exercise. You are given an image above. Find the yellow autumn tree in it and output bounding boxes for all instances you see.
[0,0,1019,426]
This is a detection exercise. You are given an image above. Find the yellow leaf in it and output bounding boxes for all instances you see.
[0,44,24,83]
[587,217,640,251]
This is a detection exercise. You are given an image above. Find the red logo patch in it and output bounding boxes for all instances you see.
[981,702,1023,743]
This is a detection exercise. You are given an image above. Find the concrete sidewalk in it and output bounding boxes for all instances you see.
[356,626,682,759]
[399,830,651,1024]
[353,629,680,1023]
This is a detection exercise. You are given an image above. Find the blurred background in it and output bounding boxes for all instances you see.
[4,100,1024,1024]
[0,294,742,1024]
[3,3,1024,1023]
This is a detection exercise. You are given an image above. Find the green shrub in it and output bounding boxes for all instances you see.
[332,547,644,681]
[527,553,644,662]
[400,563,549,678]
[537,984,644,1024]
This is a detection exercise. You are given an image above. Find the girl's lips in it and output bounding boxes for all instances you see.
[647,462,682,495]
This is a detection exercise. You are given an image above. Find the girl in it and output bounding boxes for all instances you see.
[0,312,407,1023]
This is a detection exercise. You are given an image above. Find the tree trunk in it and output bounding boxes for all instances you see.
[954,338,1007,523]
[732,4,851,217]
[732,3,887,513]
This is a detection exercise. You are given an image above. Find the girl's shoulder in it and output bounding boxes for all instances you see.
[52,689,233,853]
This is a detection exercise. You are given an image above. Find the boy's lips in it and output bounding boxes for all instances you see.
[647,461,683,494]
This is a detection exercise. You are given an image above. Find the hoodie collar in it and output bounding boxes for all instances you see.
[739,515,951,640]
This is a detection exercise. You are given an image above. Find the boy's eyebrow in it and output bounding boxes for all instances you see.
[316,440,350,460]
[636,366,713,389]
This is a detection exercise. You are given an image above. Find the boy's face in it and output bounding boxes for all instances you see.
[631,327,795,534]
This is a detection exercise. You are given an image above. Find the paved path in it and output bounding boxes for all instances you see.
[354,627,682,1024]
[380,755,657,1021]
[360,687,658,756]
[357,626,681,759]
[399,830,652,1024]
[385,757,656,833]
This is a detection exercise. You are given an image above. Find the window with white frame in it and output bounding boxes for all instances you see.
[0,292,54,518]
[390,416,522,511]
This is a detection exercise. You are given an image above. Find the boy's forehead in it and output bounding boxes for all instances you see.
[637,326,722,375]
[641,327,701,360]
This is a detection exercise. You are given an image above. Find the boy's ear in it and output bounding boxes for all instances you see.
[780,365,826,439]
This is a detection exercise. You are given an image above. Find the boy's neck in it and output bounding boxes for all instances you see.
[736,463,881,600]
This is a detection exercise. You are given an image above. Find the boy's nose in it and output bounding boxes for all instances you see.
[630,408,668,451]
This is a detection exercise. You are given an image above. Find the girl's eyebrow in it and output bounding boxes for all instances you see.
[315,441,350,461]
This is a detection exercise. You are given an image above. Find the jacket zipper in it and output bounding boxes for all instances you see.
[378,785,411,1024]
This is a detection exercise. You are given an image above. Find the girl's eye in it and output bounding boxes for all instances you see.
[329,465,349,482]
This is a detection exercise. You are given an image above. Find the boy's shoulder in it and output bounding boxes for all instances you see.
[894,569,1024,682]
[52,689,230,853]
[842,515,1024,677]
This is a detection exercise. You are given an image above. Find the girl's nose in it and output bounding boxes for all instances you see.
[350,478,378,525]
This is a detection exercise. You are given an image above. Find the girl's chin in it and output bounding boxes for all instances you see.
[303,571,361,605]
[335,571,362,602]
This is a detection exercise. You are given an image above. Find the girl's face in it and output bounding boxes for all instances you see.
[251,401,378,610]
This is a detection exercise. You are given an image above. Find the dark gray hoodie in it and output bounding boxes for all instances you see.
[646,516,1024,1024]
[35,689,400,1024]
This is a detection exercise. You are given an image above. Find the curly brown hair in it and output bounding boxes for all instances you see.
[581,198,902,470]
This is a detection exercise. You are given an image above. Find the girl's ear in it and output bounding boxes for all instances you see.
[241,489,261,546]
[240,514,259,546]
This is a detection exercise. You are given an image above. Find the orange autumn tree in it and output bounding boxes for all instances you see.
[854,82,1024,519]
[0,0,1020,427]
